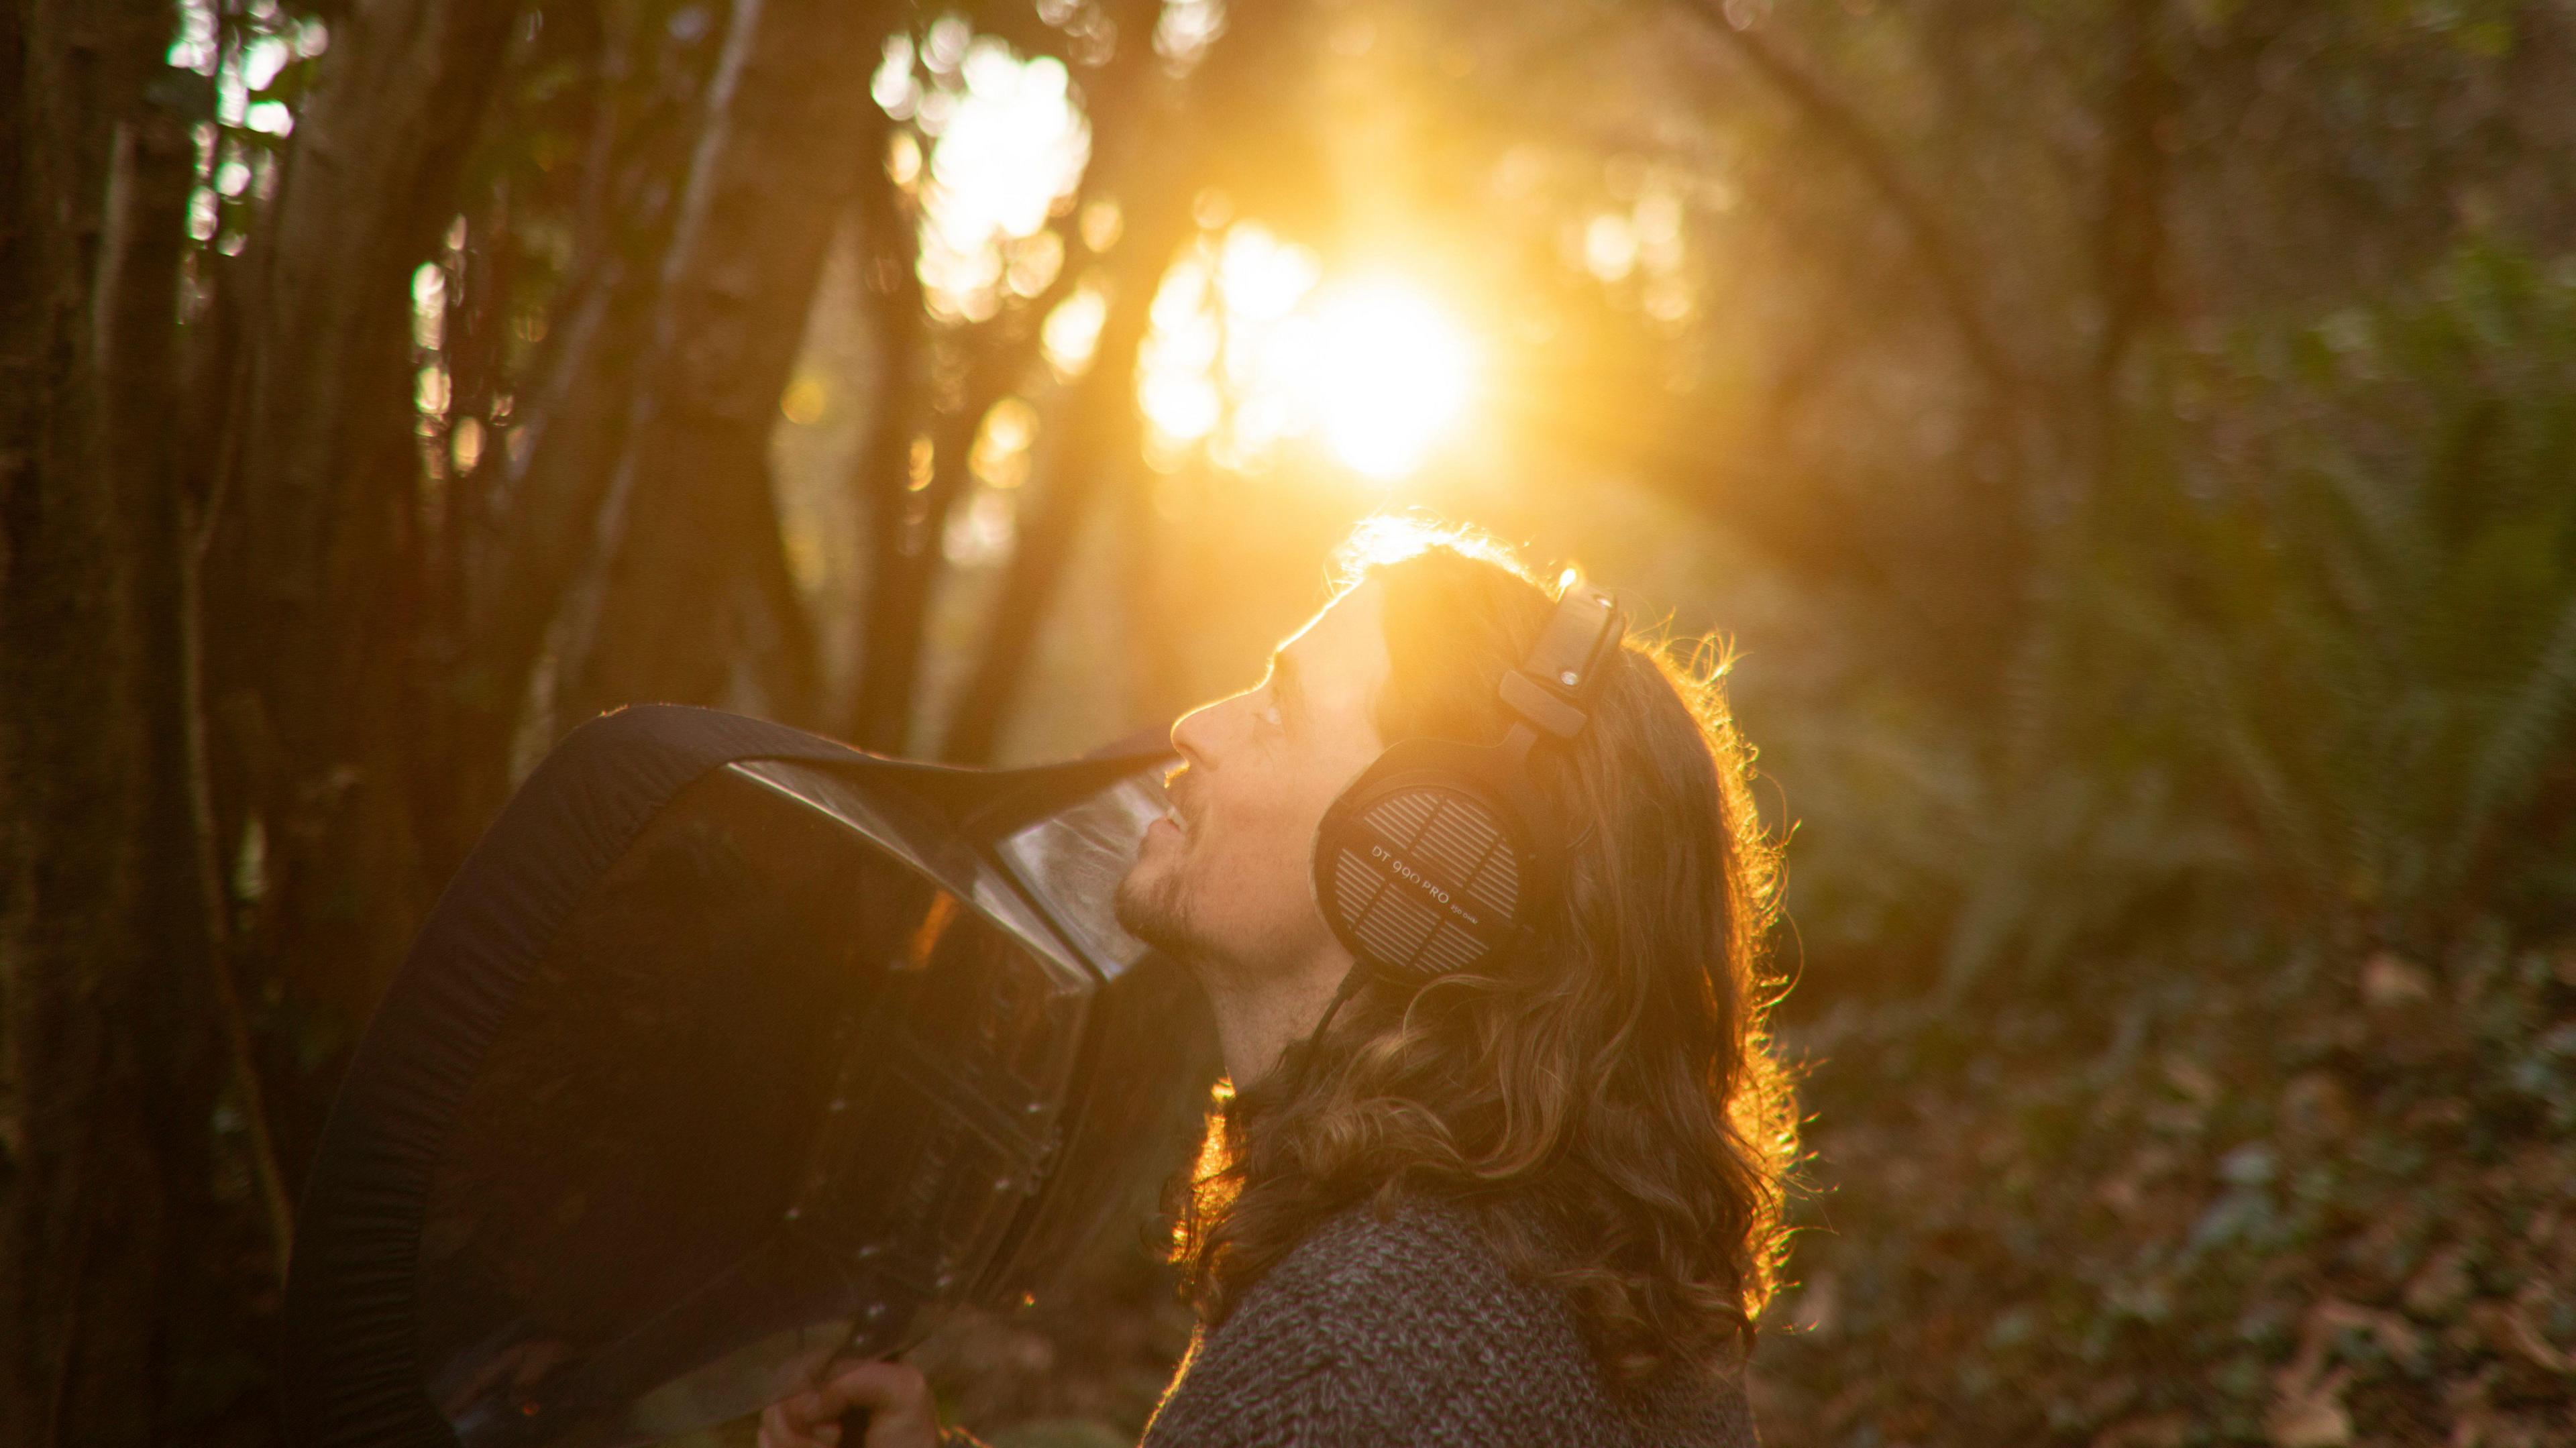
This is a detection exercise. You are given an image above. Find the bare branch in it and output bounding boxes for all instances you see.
[1671,0,2024,398]
[938,194,1190,765]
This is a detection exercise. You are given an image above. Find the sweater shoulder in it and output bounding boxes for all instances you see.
[1238,1196,1597,1375]
[1142,1198,1599,1444]
[1142,1196,1762,1448]
[1262,1196,1532,1315]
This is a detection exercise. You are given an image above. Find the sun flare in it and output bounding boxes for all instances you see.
[1301,277,1476,480]
[1136,224,1478,481]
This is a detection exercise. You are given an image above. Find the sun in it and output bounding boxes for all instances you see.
[1132,228,1481,480]
[1299,276,1477,480]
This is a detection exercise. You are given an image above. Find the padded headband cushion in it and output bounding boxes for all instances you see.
[1499,582,1625,739]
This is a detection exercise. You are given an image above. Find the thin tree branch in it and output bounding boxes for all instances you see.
[844,4,1165,752]
[843,143,936,749]
[101,88,301,1286]
[2090,0,2175,394]
[938,199,1188,765]
[848,254,1087,751]
[1671,0,2023,399]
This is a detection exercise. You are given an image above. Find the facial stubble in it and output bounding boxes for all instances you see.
[1114,839,1208,962]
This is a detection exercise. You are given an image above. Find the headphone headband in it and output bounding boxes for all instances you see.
[1497,579,1625,741]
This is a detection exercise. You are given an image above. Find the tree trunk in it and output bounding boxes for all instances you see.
[0,0,225,1440]
[199,0,525,1074]
[556,0,904,729]
[421,0,722,870]
[840,131,928,750]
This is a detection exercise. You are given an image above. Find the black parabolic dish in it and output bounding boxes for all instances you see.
[280,706,1214,1448]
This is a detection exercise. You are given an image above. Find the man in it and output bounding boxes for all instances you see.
[764,522,1795,1447]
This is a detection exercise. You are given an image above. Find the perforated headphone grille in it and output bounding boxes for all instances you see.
[1309,577,1621,985]
[1323,783,1524,978]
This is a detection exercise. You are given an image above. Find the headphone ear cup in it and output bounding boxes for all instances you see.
[1312,741,1550,981]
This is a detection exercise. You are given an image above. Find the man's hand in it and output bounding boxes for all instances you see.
[757,1358,941,1448]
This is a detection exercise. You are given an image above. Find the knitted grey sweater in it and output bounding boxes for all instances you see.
[946,1197,1760,1447]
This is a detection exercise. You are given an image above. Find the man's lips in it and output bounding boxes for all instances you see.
[1161,771,1199,836]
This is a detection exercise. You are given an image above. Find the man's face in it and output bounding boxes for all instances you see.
[1114,581,1391,979]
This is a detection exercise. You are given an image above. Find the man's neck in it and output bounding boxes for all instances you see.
[1194,950,1353,1087]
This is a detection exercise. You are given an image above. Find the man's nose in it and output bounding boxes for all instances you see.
[1170,700,1220,767]
[1173,690,1258,767]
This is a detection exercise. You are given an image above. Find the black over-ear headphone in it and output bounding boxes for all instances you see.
[1309,577,1626,983]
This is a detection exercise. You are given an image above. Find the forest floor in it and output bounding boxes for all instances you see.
[760,938,2576,1448]
[1752,939,2576,1448]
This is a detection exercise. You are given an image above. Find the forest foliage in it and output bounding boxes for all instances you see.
[3,0,2573,1445]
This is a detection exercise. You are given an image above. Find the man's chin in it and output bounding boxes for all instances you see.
[1113,863,1199,959]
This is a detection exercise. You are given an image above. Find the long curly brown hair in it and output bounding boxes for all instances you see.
[1170,522,1799,1393]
